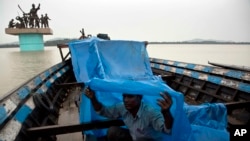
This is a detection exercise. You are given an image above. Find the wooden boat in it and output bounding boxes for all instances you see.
[0,34,249,141]
[208,61,250,72]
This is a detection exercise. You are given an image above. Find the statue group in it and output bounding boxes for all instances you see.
[8,4,51,29]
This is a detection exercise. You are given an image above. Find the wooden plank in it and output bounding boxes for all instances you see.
[225,101,250,112]
[56,88,83,141]
[55,82,84,88]
[26,119,124,136]
[57,44,69,48]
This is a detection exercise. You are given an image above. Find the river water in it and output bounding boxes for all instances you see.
[0,44,249,97]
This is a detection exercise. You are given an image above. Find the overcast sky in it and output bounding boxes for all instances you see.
[0,0,250,44]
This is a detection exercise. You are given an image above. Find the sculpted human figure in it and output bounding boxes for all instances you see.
[15,16,25,28]
[40,14,45,28]
[8,19,16,28]
[79,28,86,39]
[44,13,51,28]
[34,16,40,28]
[29,3,40,28]
[22,14,29,28]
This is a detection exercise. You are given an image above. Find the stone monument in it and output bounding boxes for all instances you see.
[5,4,53,51]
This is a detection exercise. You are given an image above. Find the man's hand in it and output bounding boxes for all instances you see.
[157,92,172,111]
[84,87,95,99]
[84,87,102,111]
[157,92,173,130]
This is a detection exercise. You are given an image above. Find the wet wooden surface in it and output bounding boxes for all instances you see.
[57,88,83,141]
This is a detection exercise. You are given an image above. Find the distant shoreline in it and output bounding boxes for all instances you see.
[1,39,250,48]
[149,42,250,45]
[0,38,75,48]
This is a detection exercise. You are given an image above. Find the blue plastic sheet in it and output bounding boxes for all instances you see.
[69,37,229,141]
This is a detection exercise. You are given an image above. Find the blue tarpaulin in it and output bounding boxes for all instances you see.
[69,37,229,141]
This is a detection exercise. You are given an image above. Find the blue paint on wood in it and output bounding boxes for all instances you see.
[186,64,196,69]
[208,76,222,85]
[238,83,250,93]
[36,88,44,94]
[14,105,32,123]
[163,60,168,64]
[0,106,7,124]
[59,69,64,74]
[191,72,200,79]
[154,64,160,69]
[44,70,51,78]
[173,61,179,66]
[176,68,184,74]
[45,81,52,88]
[225,71,243,79]
[202,66,213,72]
[34,77,42,86]
[53,75,57,80]
[17,86,30,99]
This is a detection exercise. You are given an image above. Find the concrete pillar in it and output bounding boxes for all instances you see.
[5,28,53,51]
[19,33,44,51]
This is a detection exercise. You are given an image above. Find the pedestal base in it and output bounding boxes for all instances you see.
[19,34,44,51]
[5,28,53,51]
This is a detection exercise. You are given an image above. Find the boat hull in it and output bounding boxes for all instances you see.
[0,47,249,141]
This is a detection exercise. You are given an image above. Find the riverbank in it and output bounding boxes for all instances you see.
[1,39,250,48]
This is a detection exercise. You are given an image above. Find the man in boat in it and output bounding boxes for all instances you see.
[84,88,173,141]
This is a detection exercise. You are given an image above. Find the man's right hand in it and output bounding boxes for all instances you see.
[84,87,102,111]
[84,87,95,99]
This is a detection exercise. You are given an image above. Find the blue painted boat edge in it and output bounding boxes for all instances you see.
[0,64,70,140]
[150,58,250,82]
[0,62,69,135]
[151,62,250,93]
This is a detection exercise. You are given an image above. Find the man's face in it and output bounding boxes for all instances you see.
[122,94,141,110]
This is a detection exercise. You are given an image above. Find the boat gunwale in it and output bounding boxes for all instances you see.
[150,59,250,94]
[0,61,67,102]
[0,60,71,131]
[150,58,250,82]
